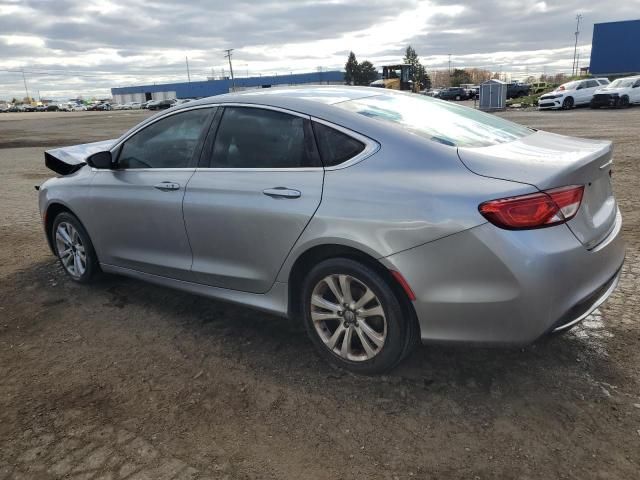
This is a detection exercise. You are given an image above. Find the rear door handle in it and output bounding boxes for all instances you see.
[154,181,181,191]
[263,187,301,199]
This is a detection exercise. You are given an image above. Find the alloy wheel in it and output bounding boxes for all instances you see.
[55,222,87,278]
[310,274,387,362]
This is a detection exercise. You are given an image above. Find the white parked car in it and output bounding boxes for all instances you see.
[590,75,640,108]
[71,104,87,111]
[112,104,126,110]
[538,78,610,110]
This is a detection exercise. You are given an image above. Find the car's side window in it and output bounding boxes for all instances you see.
[312,122,365,167]
[585,80,598,88]
[118,108,211,169]
[210,107,316,168]
[634,79,640,88]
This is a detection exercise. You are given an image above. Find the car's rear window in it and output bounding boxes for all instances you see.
[334,93,533,148]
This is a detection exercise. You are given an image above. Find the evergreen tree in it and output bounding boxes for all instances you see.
[355,61,378,85]
[344,51,359,85]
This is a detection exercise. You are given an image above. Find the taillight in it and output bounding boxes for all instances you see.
[479,185,584,230]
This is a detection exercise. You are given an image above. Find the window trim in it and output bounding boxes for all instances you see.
[198,104,323,172]
[310,117,380,171]
[108,105,217,171]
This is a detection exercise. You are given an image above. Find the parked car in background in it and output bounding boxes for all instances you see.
[538,78,610,110]
[590,75,640,109]
[46,104,59,112]
[423,89,442,97]
[96,103,112,111]
[437,87,469,101]
[506,82,531,98]
[38,86,624,373]
[148,99,177,110]
[140,101,152,109]
[71,104,87,111]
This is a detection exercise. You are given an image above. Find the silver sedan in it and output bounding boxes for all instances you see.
[39,87,625,373]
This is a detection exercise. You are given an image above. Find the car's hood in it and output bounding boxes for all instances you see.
[44,139,116,175]
[595,87,629,94]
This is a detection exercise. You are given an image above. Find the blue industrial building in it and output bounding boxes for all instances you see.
[111,70,344,103]
[590,19,640,76]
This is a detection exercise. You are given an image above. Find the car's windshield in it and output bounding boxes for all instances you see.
[609,78,635,88]
[334,93,533,148]
[558,81,579,91]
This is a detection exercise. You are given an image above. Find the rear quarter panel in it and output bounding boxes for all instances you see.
[276,130,538,282]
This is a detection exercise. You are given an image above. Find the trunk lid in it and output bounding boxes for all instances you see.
[44,139,116,175]
[458,130,617,249]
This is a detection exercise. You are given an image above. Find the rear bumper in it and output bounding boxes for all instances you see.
[382,210,625,345]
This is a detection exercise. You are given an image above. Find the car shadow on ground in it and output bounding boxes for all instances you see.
[5,258,623,407]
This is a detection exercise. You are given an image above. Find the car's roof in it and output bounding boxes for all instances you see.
[191,85,384,107]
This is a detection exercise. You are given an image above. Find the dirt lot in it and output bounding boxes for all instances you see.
[0,107,639,480]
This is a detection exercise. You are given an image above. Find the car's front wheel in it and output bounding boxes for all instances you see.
[52,212,100,283]
[562,97,574,109]
[301,258,413,374]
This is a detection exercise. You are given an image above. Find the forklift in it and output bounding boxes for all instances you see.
[371,64,419,92]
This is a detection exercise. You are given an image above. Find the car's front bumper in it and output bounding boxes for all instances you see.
[538,97,562,110]
[591,94,619,108]
[382,210,625,345]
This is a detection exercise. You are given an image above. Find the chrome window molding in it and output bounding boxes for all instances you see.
[310,116,380,171]
[195,167,323,173]
[92,167,196,172]
[106,102,378,173]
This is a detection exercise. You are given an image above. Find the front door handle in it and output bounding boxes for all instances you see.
[154,181,181,191]
[263,187,301,199]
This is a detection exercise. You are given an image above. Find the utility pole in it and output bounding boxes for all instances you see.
[224,49,236,92]
[571,14,583,77]
[448,53,452,74]
[185,56,191,82]
[21,69,30,102]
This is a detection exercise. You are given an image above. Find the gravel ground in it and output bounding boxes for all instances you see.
[0,107,638,480]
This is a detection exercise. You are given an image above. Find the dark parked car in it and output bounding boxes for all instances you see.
[46,104,60,112]
[148,99,176,111]
[437,87,469,101]
[506,82,531,99]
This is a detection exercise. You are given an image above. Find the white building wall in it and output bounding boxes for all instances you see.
[151,91,177,100]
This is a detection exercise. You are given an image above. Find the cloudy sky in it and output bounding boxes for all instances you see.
[1,0,639,100]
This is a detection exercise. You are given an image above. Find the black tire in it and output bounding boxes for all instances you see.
[619,96,630,108]
[301,258,413,374]
[52,212,100,283]
[589,101,599,109]
[562,97,574,109]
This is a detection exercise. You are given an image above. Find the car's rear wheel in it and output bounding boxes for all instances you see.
[301,258,411,374]
[562,97,574,109]
[589,100,599,109]
[618,96,630,108]
[52,212,99,283]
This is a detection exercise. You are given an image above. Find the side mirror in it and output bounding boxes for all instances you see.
[86,150,113,169]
